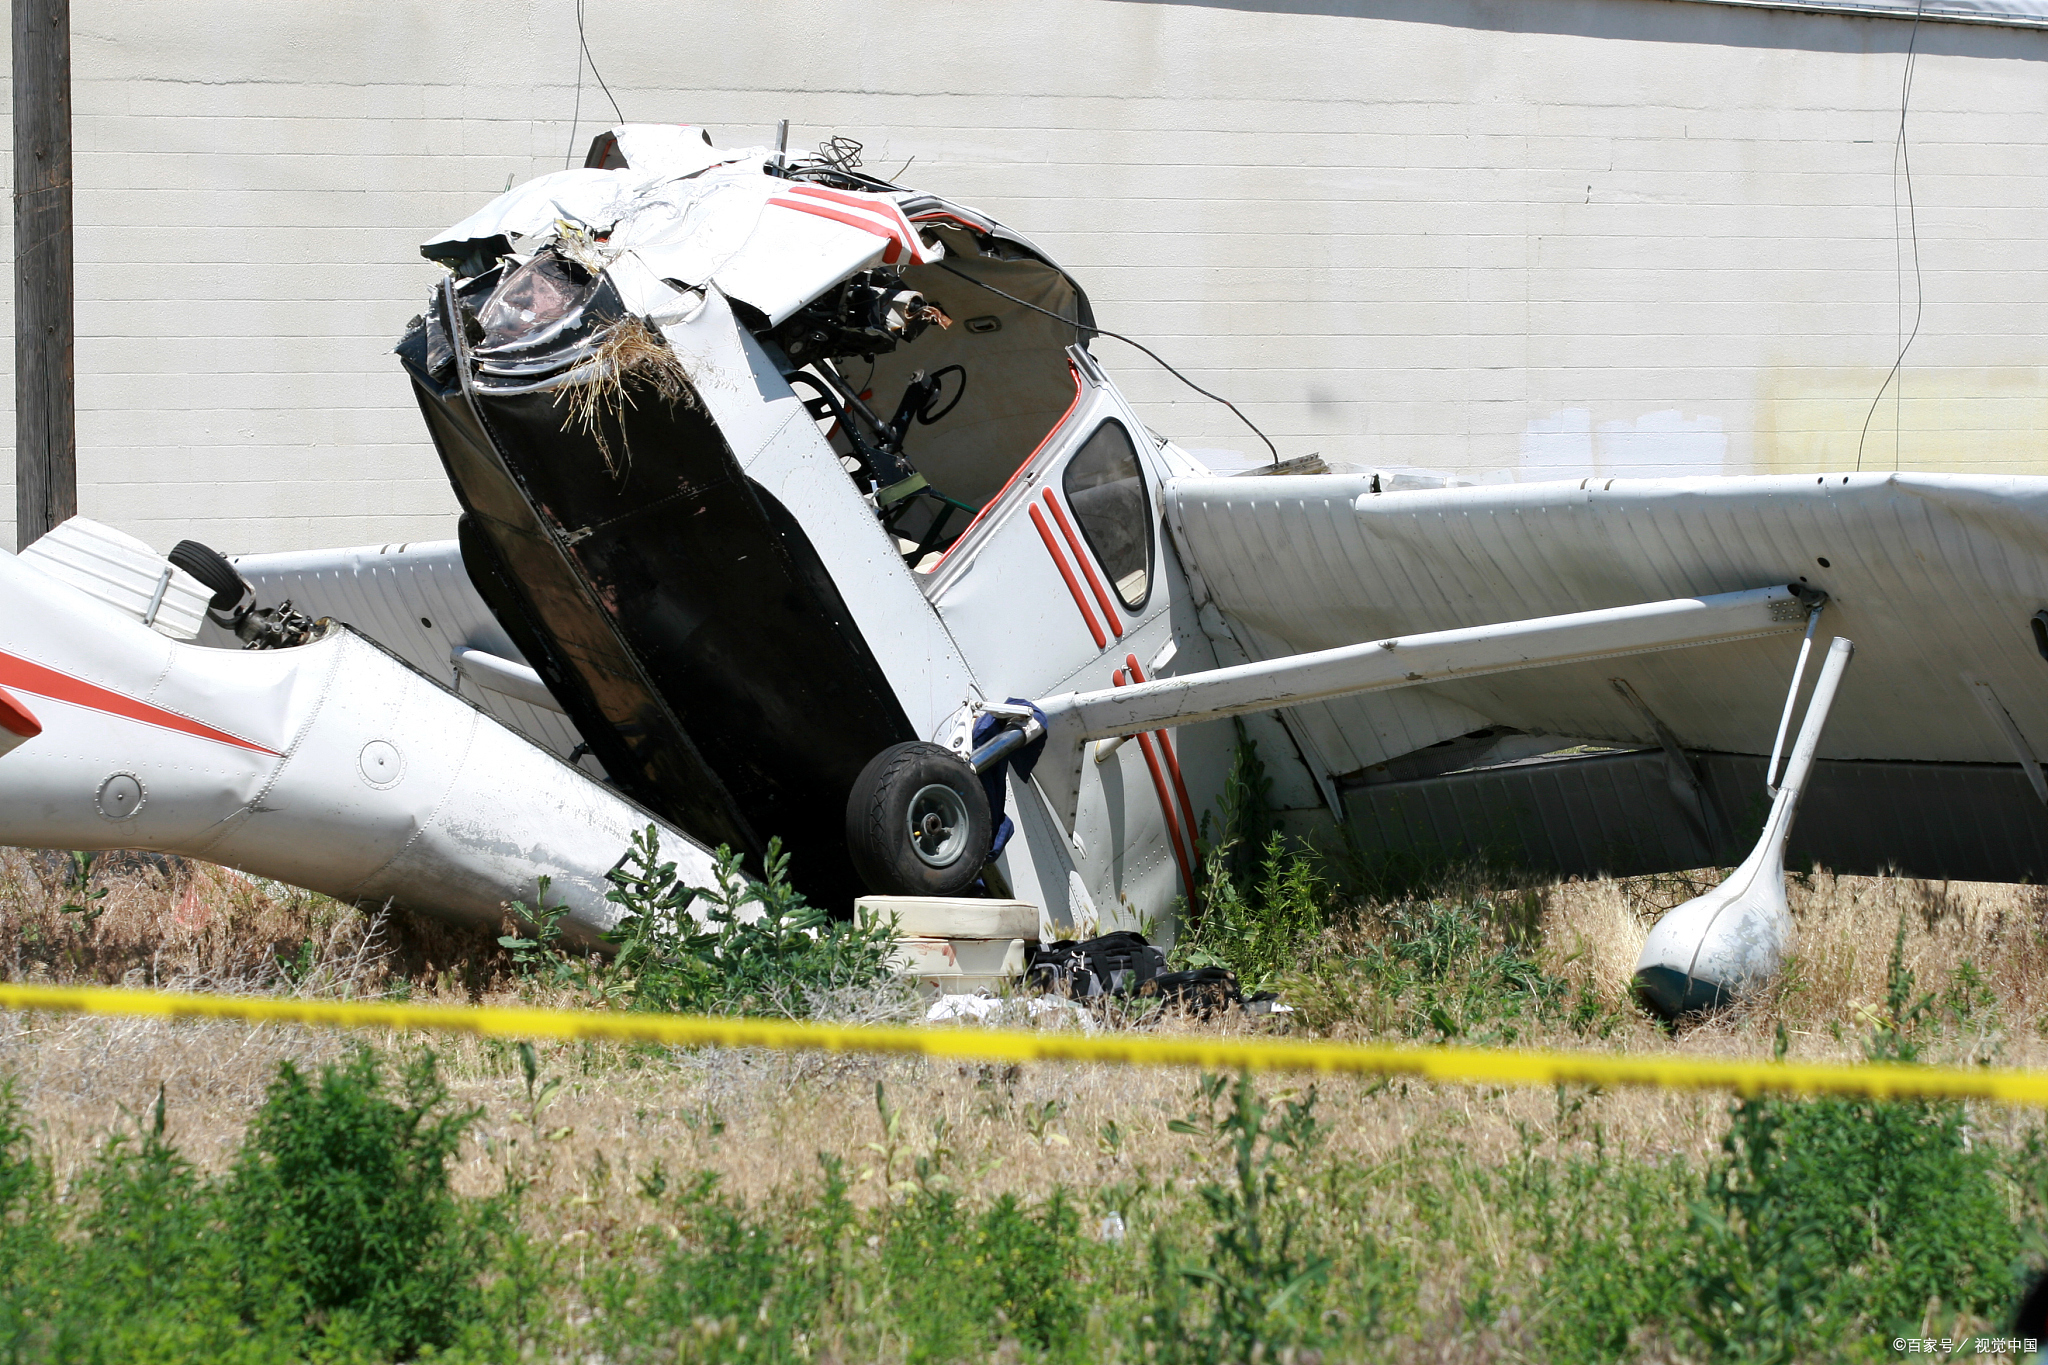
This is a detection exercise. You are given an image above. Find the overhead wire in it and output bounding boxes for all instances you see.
[930,261,1282,466]
[1854,0,1927,472]
[563,0,625,170]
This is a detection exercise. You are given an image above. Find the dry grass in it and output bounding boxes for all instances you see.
[8,848,2048,1356]
[553,313,700,478]
[4,847,2048,1281]
[1539,865,2048,1068]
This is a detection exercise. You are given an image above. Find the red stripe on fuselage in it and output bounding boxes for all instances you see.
[1115,668,1194,894]
[786,185,927,261]
[1045,490,1123,638]
[1030,506,1107,648]
[767,196,906,264]
[1126,654,1201,862]
[0,650,278,755]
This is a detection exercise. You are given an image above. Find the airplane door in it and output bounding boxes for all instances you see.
[930,351,1193,931]
[929,359,1168,697]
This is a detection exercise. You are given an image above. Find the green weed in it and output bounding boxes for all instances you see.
[1176,734,1333,991]
[228,1049,504,1354]
[590,1118,1091,1362]
[1284,894,1616,1043]
[1679,1094,2026,1360]
[0,1049,507,1361]
[1,1041,2045,1361]
[1144,1073,1341,1362]
[502,827,901,1016]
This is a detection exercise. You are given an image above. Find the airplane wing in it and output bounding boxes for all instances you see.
[211,540,593,769]
[1163,470,2048,882]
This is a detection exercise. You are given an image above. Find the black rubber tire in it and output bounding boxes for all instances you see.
[168,539,249,612]
[845,741,993,897]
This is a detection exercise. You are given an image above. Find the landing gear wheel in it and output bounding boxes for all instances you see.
[168,539,249,612]
[845,741,992,897]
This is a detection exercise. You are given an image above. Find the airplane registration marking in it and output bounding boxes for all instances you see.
[0,649,279,756]
[1043,489,1124,638]
[1029,504,1108,647]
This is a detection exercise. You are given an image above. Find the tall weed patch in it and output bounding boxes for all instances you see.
[500,828,900,1016]
[0,1045,2043,1361]
[1284,893,1618,1042]
[1177,734,1333,990]
[227,1050,504,1354]
[0,1050,509,1361]
[1143,1074,1367,1362]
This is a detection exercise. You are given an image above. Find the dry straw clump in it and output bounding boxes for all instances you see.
[0,846,510,998]
[553,314,700,479]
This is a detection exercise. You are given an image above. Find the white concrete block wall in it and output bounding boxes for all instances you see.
[1,0,2044,553]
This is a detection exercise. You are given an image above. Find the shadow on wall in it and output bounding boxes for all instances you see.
[1109,0,2048,61]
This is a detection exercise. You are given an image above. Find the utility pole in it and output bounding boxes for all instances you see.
[13,0,73,550]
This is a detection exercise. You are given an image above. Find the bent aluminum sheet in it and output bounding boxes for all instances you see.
[422,145,941,328]
[1165,472,2048,780]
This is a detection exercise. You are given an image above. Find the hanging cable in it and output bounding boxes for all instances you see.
[563,5,583,169]
[1854,0,1926,473]
[930,261,1282,466]
[563,0,625,170]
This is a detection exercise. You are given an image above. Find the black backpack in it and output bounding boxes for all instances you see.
[1138,966,1245,1019]
[1025,932,1167,999]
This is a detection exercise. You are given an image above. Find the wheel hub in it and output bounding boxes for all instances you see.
[906,782,972,868]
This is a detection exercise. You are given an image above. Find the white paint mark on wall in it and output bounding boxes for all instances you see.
[1519,409,1728,480]
[1519,408,1594,480]
[1597,410,1728,478]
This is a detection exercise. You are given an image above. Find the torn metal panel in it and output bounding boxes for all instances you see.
[420,149,943,330]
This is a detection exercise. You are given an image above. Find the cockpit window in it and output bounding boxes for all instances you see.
[1061,420,1151,611]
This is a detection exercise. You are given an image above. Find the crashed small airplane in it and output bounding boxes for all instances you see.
[6,124,2048,1017]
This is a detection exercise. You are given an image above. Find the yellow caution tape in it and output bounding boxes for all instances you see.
[1,981,2045,1105]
